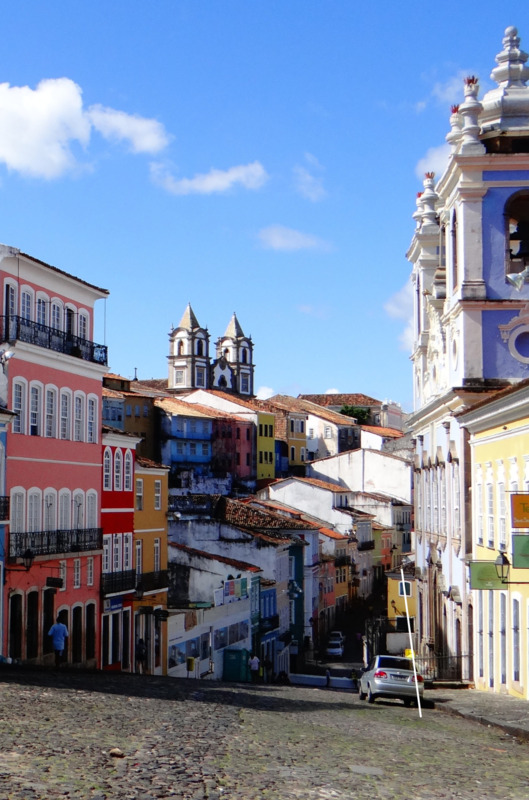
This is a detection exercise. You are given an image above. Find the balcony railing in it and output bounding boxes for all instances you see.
[1,315,108,366]
[0,496,9,521]
[357,540,375,551]
[136,570,169,594]
[9,527,102,559]
[335,555,352,567]
[101,569,136,596]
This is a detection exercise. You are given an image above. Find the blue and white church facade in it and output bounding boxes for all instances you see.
[406,27,529,677]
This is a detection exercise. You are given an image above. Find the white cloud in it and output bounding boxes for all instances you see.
[293,152,326,202]
[150,161,268,195]
[256,386,275,400]
[0,78,90,178]
[325,388,340,394]
[0,77,170,180]
[88,105,169,153]
[258,224,330,252]
[384,281,414,352]
[415,143,451,181]
[431,72,467,106]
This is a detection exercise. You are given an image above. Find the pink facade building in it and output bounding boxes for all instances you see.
[1,245,108,667]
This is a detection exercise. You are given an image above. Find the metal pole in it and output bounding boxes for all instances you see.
[401,568,422,718]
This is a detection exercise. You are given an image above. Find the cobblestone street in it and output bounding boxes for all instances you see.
[1,669,529,800]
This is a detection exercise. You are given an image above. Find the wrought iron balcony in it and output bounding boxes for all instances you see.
[0,496,9,521]
[101,569,136,596]
[135,570,169,594]
[0,315,108,366]
[9,527,102,559]
[335,555,352,567]
[357,539,375,551]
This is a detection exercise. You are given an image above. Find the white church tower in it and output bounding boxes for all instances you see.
[211,312,254,396]
[407,27,529,674]
[168,304,210,392]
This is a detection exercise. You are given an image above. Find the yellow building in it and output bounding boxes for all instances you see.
[256,412,275,481]
[460,379,529,699]
[133,456,170,675]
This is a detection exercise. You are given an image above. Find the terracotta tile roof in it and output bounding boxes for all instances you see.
[299,393,381,407]
[169,542,261,572]
[187,390,264,413]
[262,395,356,425]
[135,456,169,470]
[247,499,349,539]
[455,377,529,418]
[292,476,351,493]
[134,379,169,392]
[220,497,309,536]
[361,425,403,438]
[102,387,124,398]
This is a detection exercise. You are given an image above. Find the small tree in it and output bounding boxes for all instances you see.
[340,405,371,424]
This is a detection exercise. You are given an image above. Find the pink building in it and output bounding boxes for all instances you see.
[2,245,108,667]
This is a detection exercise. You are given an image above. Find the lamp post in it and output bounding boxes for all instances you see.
[495,552,510,584]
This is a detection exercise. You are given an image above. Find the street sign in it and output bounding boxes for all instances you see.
[469,561,503,590]
[512,535,529,569]
[511,494,529,528]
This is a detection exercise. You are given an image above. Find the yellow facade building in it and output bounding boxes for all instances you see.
[133,456,170,675]
[460,379,529,699]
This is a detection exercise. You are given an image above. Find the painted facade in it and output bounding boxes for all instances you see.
[133,457,170,675]
[1,245,107,667]
[101,428,141,670]
[406,26,529,679]
[459,379,529,698]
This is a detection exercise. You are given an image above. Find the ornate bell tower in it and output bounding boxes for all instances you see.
[168,304,210,392]
[407,26,529,675]
[211,312,254,396]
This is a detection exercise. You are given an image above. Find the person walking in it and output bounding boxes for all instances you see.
[136,638,147,674]
[48,617,68,668]
[248,653,260,682]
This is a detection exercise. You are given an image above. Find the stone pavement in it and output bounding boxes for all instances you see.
[0,666,529,799]
[430,685,529,742]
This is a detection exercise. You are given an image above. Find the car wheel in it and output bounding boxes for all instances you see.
[403,698,413,707]
[359,688,367,701]
[367,686,375,704]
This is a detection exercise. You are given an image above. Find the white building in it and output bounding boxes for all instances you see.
[406,26,529,676]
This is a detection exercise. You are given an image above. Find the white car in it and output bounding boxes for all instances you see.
[359,655,424,706]
[329,630,344,644]
[325,640,344,658]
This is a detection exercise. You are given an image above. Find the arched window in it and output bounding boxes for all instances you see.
[78,311,88,340]
[177,340,184,355]
[59,490,71,529]
[73,492,84,530]
[103,448,112,490]
[44,490,57,531]
[124,450,133,491]
[87,491,97,528]
[196,339,203,356]
[27,489,42,532]
[505,191,529,278]
[114,449,123,491]
[451,211,458,290]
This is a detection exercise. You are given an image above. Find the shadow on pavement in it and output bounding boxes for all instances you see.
[0,665,372,715]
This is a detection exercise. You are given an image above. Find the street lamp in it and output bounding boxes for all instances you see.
[22,548,34,571]
[495,552,510,584]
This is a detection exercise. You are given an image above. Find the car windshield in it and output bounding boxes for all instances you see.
[377,657,412,670]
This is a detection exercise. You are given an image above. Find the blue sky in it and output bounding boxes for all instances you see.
[0,2,525,411]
